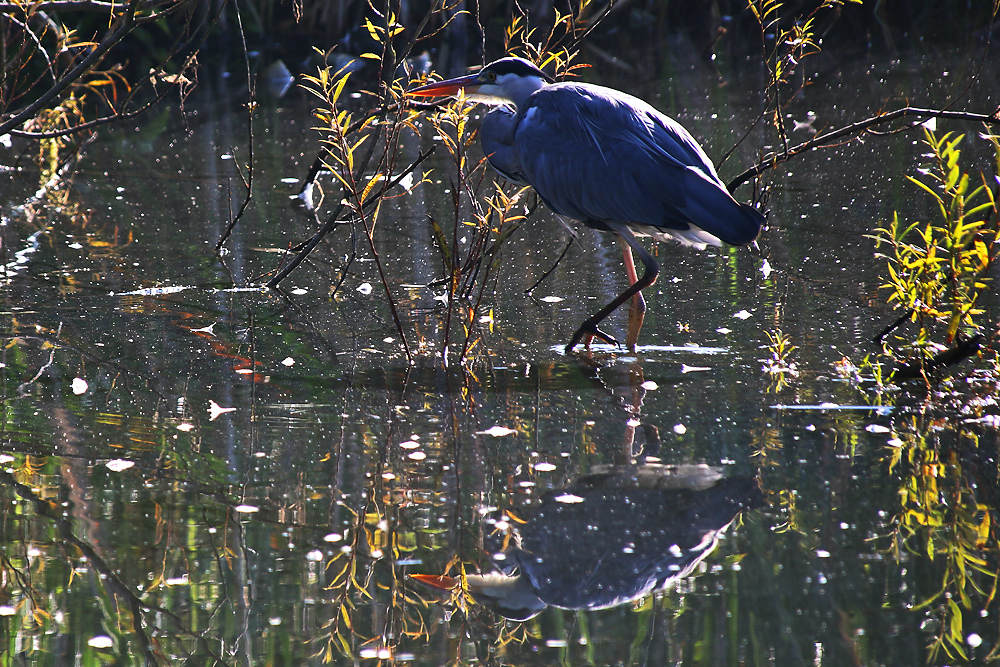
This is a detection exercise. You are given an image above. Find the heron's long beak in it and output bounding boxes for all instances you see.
[408,573,460,590]
[406,74,481,98]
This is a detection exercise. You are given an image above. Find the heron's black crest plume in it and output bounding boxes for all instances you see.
[483,57,555,84]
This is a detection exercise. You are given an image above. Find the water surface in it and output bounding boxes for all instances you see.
[1,49,998,666]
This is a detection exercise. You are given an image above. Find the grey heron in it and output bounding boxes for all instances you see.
[407,57,764,352]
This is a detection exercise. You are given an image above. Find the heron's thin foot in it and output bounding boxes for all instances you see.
[565,324,619,353]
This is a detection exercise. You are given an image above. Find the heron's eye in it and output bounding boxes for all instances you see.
[485,71,497,82]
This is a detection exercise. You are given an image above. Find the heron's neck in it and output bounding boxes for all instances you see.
[504,75,548,109]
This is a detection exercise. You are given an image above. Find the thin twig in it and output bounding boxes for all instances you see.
[267,148,435,289]
[525,234,576,294]
[295,99,445,198]
[214,0,255,252]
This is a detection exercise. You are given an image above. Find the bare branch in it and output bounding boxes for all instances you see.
[0,0,194,136]
[727,106,1000,191]
[0,0,149,11]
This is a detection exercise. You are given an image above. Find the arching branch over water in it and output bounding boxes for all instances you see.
[727,106,1000,191]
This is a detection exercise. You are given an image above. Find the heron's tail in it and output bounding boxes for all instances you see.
[730,201,766,245]
[673,170,764,246]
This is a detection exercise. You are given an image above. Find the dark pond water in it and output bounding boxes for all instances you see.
[1,46,999,666]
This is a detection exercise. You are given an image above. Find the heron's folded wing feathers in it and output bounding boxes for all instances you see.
[515,85,762,246]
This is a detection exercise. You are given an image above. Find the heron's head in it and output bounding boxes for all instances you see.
[407,57,553,108]
[410,571,546,621]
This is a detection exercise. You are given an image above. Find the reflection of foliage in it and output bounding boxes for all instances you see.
[873,129,999,378]
[762,329,798,392]
[315,490,442,662]
[885,418,999,662]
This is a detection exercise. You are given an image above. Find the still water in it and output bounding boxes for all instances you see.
[1,48,999,666]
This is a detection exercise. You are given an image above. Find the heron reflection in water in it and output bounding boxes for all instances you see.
[407,58,764,352]
[411,464,761,621]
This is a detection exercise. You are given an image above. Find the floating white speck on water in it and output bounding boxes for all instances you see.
[733,310,752,320]
[281,357,295,366]
[673,424,687,434]
[681,365,711,373]
[357,282,372,295]
[534,462,557,472]
[761,259,773,279]
[88,636,114,649]
[118,285,191,296]
[716,327,732,334]
[641,380,658,390]
[105,459,134,472]
[323,533,342,543]
[234,504,259,513]
[554,493,584,504]
[209,400,236,420]
[478,426,516,437]
[177,423,194,432]
[865,424,890,433]
[398,172,415,192]
[540,296,564,303]
[71,378,88,395]
[968,633,983,648]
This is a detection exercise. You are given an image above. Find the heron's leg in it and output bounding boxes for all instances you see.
[579,242,644,350]
[620,239,647,351]
[566,225,659,353]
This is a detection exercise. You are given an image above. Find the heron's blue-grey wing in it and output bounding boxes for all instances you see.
[516,84,762,246]
[479,106,529,186]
